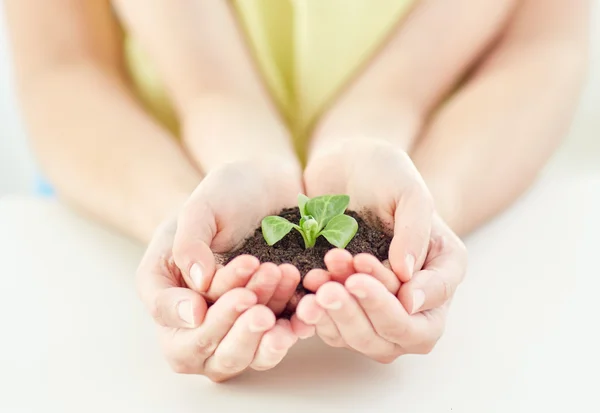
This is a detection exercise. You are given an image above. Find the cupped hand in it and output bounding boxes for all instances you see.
[171,158,304,315]
[136,217,304,382]
[294,214,467,362]
[301,139,467,360]
[134,159,318,381]
[304,139,434,283]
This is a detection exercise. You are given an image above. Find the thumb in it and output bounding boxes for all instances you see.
[136,218,209,329]
[172,196,217,293]
[388,184,433,282]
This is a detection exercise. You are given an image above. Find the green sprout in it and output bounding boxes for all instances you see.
[261,194,359,249]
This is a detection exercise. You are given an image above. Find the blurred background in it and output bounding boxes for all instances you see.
[0,5,598,197]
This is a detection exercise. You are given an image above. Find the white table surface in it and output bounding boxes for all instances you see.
[0,167,598,413]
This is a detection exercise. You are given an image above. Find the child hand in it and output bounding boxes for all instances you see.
[136,218,300,382]
[299,139,467,360]
[295,214,467,362]
[304,139,434,283]
[171,159,305,316]
[206,259,302,316]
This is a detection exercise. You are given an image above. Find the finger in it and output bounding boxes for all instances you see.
[295,294,324,325]
[296,294,344,348]
[245,263,282,305]
[250,319,298,371]
[315,312,345,348]
[345,274,411,344]
[302,268,332,292]
[204,305,276,377]
[204,255,260,301]
[172,195,218,293]
[268,264,301,315]
[353,253,401,294]
[136,219,209,329]
[192,288,258,360]
[323,249,355,283]
[315,282,396,359]
[347,273,445,353]
[398,218,467,314]
[388,184,433,282]
[290,314,316,339]
[150,287,208,329]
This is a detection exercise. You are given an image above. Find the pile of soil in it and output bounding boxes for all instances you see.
[222,207,392,298]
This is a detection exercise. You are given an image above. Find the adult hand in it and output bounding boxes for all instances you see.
[136,217,301,382]
[135,159,317,381]
[295,214,467,362]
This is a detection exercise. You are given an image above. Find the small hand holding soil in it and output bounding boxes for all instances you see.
[222,195,392,317]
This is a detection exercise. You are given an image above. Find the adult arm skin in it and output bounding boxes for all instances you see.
[5,0,201,242]
[309,0,589,236]
[5,0,299,243]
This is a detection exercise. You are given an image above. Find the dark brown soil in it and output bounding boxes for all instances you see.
[222,208,392,314]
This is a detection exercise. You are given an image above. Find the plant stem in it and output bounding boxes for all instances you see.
[295,227,312,249]
[305,235,316,249]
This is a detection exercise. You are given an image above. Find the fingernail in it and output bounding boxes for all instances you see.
[411,289,426,314]
[298,328,315,339]
[236,267,255,277]
[322,301,342,310]
[349,288,367,299]
[249,322,271,333]
[190,263,205,291]
[269,335,296,352]
[235,302,253,312]
[283,334,297,348]
[304,310,324,325]
[177,300,195,326]
[405,255,415,279]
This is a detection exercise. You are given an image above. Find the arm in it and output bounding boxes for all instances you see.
[411,0,589,235]
[4,0,201,243]
[112,0,299,171]
[309,0,589,236]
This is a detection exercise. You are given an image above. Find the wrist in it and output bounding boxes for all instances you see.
[309,95,422,158]
[305,137,409,173]
[417,172,465,236]
[181,94,298,171]
[134,172,201,244]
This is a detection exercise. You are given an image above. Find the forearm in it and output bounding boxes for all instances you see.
[307,0,514,161]
[114,0,298,171]
[310,0,588,236]
[5,0,202,242]
[20,62,201,243]
[309,94,421,157]
[181,95,299,173]
[411,2,589,236]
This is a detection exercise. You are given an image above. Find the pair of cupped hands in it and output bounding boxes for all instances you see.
[136,140,467,382]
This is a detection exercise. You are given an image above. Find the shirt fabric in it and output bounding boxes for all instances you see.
[123,0,417,157]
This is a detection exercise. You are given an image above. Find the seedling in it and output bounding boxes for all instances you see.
[261,194,358,249]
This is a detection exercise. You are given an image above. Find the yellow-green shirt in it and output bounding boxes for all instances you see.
[123,0,416,155]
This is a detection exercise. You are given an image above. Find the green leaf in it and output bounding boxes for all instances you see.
[305,194,350,230]
[297,193,309,217]
[299,215,317,231]
[261,216,297,246]
[299,215,319,247]
[319,214,358,249]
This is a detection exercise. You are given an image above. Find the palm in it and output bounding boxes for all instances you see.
[172,159,304,315]
[303,139,434,283]
[305,141,417,214]
[185,160,302,253]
